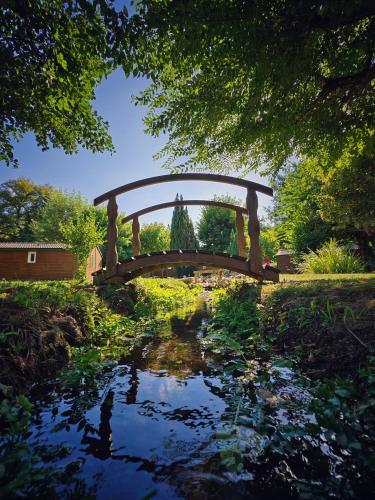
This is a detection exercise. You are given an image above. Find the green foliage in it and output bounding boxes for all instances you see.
[260,225,278,261]
[0,178,54,241]
[0,385,75,498]
[271,161,333,252]
[31,190,92,241]
[130,1,373,175]
[318,155,375,264]
[227,228,238,255]
[197,195,238,252]
[1,0,128,168]
[133,278,202,318]
[203,281,262,355]
[170,194,198,276]
[300,239,365,274]
[0,280,102,333]
[60,211,103,280]
[31,189,106,279]
[140,222,170,253]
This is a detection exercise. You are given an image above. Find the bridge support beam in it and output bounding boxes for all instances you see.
[106,196,118,273]
[235,211,246,257]
[132,216,141,256]
[246,188,262,274]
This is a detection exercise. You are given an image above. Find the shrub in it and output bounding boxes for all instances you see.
[299,239,365,274]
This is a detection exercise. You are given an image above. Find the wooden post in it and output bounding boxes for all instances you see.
[246,188,262,274]
[106,196,118,273]
[235,210,246,257]
[132,216,141,256]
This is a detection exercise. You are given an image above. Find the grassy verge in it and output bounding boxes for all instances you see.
[280,272,374,282]
[203,278,375,496]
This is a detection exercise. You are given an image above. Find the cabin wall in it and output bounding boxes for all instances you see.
[0,249,76,280]
[85,247,103,281]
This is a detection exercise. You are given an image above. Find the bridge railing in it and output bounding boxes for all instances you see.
[95,174,271,276]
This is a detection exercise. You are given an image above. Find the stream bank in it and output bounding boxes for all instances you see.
[1,277,374,498]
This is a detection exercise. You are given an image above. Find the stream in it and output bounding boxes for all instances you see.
[25,301,369,499]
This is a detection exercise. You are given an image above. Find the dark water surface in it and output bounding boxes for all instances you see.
[28,305,240,499]
[27,303,367,499]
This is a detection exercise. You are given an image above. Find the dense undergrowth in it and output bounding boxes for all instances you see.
[0,278,202,498]
[203,279,375,497]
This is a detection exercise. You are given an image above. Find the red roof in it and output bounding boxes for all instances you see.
[0,242,67,249]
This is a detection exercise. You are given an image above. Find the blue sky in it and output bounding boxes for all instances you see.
[0,69,272,227]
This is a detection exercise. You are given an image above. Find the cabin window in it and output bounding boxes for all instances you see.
[27,251,37,263]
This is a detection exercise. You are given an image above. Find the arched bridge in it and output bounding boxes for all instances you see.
[93,173,279,283]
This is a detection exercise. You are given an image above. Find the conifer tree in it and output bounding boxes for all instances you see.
[227,229,238,255]
[170,194,198,276]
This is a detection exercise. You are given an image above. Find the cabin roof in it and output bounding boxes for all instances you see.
[0,242,67,249]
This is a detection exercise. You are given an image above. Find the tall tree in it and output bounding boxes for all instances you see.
[270,162,334,253]
[140,222,170,253]
[197,195,238,252]
[170,194,198,250]
[170,194,198,276]
[317,156,375,263]
[31,190,89,242]
[130,1,374,175]
[60,211,103,281]
[0,178,52,241]
[31,189,132,260]
[227,229,238,255]
[0,0,128,168]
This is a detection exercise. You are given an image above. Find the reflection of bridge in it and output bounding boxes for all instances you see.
[93,173,279,283]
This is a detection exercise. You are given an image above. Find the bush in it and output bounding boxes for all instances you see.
[299,239,365,274]
[133,278,202,317]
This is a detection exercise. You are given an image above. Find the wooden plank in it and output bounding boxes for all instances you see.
[94,173,273,205]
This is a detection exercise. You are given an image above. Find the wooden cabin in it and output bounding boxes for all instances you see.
[0,243,102,282]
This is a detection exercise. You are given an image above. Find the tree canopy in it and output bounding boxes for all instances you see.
[140,222,170,253]
[197,195,239,252]
[0,0,128,167]
[170,194,198,251]
[0,178,53,241]
[130,0,374,175]
[270,163,334,252]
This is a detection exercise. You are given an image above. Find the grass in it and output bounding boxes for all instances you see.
[280,273,374,282]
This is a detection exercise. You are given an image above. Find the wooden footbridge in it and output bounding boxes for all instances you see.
[93,173,279,283]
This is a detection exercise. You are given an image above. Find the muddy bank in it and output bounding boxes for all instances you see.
[0,279,202,390]
[0,300,85,388]
[262,278,375,381]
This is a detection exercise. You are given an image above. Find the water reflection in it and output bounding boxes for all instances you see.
[27,303,361,499]
[29,304,231,499]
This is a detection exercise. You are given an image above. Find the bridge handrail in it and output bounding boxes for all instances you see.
[94,173,273,205]
[122,199,247,223]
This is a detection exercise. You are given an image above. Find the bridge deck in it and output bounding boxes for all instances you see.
[94,250,279,283]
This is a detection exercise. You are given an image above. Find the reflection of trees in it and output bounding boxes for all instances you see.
[126,363,139,404]
[81,389,114,460]
[143,309,208,378]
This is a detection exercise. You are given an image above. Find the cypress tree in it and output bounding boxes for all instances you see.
[170,194,198,276]
[227,228,238,255]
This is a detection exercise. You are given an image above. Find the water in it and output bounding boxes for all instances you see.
[26,303,370,499]
[28,305,236,499]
